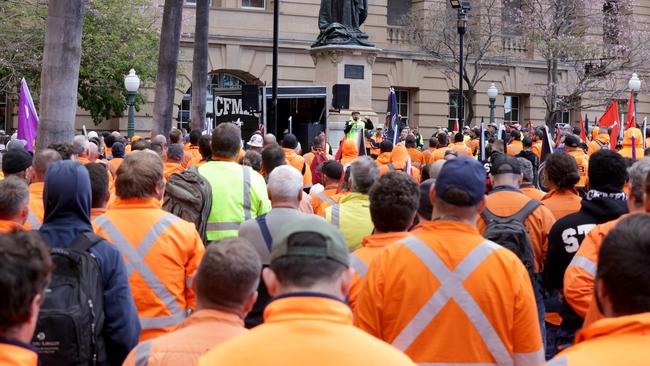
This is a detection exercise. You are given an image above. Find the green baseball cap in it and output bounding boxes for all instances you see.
[271,217,350,267]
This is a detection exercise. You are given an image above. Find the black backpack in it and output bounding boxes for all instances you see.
[32,232,106,366]
[163,167,212,244]
[480,200,540,277]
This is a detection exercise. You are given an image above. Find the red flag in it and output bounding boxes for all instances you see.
[579,114,587,142]
[626,90,636,129]
[453,119,459,133]
[527,121,534,138]
[600,100,619,128]
[610,121,620,150]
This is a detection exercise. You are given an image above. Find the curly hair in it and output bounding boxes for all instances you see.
[544,152,580,189]
[369,172,420,232]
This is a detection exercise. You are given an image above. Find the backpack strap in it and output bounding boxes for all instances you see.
[480,206,501,224]
[387,164,397,172]
[509,200,542,223]
[256,214,273,251]
[68,232,104,252]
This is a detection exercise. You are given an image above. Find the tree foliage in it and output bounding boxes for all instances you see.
[0,0,159,125]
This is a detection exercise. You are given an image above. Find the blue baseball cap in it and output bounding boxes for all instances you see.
[435,157,486,206]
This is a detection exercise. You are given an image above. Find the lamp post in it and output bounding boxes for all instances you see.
[124,69,140,139]
[487,83,498,127]
[629,73,641,118]
[450,0,470,129]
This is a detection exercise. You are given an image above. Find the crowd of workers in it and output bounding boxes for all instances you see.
[0,113,649,366]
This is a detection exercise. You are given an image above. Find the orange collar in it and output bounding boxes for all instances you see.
[361,232,411,248]
[112,197,162,209]
[419,219,480,236]
[264,294,352,325]
[577,312,650,344]
[29,181,44,194]
[182,308,244,329]
[0,220,24,233]
[544,188,579,200]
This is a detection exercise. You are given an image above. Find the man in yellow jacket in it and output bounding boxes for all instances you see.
[546,214,650,366]
[198,217,415,366]
[325,157,378,250]
[355,157,544,365]
[123,238,260,366]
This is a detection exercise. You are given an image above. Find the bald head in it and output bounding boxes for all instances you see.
[263,134,277,147]
[32,149,61,182]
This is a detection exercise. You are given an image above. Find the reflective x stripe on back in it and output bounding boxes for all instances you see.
[27,209,41,230]
[393,236,512,365]
[316,191,336,206]
[350,252,368,277]
[568,255,597,277]
[95,214,186,330]
[332,204,341,227]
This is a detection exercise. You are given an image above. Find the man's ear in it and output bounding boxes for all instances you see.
[340,267,354,298]
[263,267,279,297]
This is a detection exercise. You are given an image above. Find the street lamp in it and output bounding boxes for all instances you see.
[450,0,470,129]
[124,69,140,139]
[629,72,641,118]
[487,83,499,127]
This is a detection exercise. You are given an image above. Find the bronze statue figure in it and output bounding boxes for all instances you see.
[313,0,374,47]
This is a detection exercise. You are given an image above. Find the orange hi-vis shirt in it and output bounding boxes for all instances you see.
[567,149,589,188]
[93,197,205,341]
[507,140,524,156]
[546,313,650,366]
[407,147,425,169]
[0,219,23,234]
[354,220,544,365]
[315,191,347,218]
[618,128,645,160]
[0,339,38,366]
[282,147,312,186]
[349,231,410,311]
[520,184,546,201]
[379,145,421,182]
[452,141,473,157]
[531,141,543,159]
[123,309,246,366]
[422,147,436,165]
[163,161,185,181]
[311,186,338,217]
[186,145,201,161]
[26,182,45,230]
[375,152,391,166]
[588,135,610,156]
[432,146,451,162]
[370,135,383,156]
[108,157,124,177]
[478,188,556,272]
[469,138,480,156]
[198,294,416,366]
[542,188,582,220]
[563,214,632,320]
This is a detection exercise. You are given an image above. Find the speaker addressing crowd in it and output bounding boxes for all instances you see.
[1,120,650,366]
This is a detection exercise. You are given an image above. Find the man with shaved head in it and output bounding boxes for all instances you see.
[27,149,60,229]
[263,134,277,147]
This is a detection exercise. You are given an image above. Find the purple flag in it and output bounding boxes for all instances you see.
[18,78,39,152]
[386,87,399,144]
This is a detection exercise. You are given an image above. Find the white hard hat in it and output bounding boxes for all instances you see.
[88,131,99,139]
[247,134,263,148]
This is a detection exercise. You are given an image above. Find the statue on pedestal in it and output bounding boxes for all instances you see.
[312,0,374,48]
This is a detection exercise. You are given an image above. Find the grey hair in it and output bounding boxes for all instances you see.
[268,165,303,201]
[628,158,650,203]
[428,160,446,181]
[350,156,380,194]
[517,157,534,183]
[0,177,29,219]
[73,135,89,155]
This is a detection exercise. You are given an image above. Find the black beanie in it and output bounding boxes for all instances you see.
[2,149,32,175]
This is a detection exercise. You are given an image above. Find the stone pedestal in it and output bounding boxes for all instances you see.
[309,45,381,150]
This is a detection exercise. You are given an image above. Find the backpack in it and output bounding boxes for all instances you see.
[595,140,609,150]
[480,200,541,278]
[387,164,402,172]
[32,232,106,366]
[163,167,212,243]
[309,151,329,185]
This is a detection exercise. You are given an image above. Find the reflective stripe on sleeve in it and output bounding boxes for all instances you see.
[27,210,41,230]
[513,350,545,366]
[135,340,152,366]
[568,255,597,277]
[393,237,511,366]
[205,222,241,231]
[242,166,252,220]
[95,214,186,330]
[546,356,568,366]
[332,204,341,227]
[350,253,368,277]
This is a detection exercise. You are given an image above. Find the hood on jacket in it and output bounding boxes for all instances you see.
[581,196,629,223]
[591,126,600,141]
[595,133,610,145]
[389,144,410,169]
[622,128,643,148]
[376,152,391,165]
[40,160,93,247]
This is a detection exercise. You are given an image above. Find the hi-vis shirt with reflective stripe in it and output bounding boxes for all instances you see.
[394,237,542,366]
[316,191,336,207]
[95,214,188,333]
[199,161,271,241]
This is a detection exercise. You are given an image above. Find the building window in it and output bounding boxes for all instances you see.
[387,0,411,26]
[242,0,265,9]
[603,0,619,45]
[561,109,571,125]
[504,95,520,123]
[448,91,469,126]
[184,0,213,6]
[395,89,410,126]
